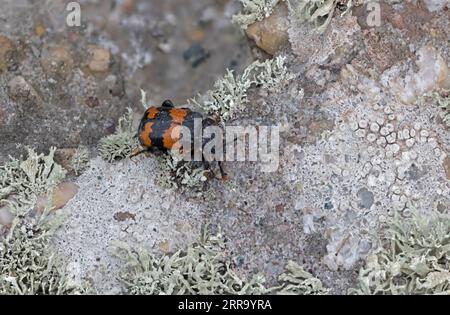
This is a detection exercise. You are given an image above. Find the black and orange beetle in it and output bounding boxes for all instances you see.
[133,100,227,179]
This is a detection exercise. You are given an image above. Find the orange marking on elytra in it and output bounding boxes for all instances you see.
[139,122,153,147]
[146,107,159,119]
[169,108,188,124]
[162,124,182,150]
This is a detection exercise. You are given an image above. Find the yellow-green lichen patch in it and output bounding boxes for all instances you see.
[191,56,294,122]
[112,229,269,295]
[154,154,209,191]
[276,260,331,295]
[98,108,139,163]
[0,147,66,214]
[232,0,281,30]
[70,146,90,175]
[288,0,354,34]
[351,210,450,295]
[0,217,87,295]
[434,91,450,127]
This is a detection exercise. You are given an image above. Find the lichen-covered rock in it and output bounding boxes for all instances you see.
[245,1,290,55]
[391,45,450,104]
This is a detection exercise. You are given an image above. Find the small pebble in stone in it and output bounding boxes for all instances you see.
[380,127,389,136]
[377,137,387,147]
[52,182,79,210]
[388,114,396,121]
[409,129,416,137]
[413,122,421,130]
[357,188,374,209]
[88,46,111,73]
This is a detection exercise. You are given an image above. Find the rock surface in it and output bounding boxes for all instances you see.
[0,0,448,295]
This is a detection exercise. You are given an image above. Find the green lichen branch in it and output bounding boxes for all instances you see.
[98,108,139,163]
[351,209,450,295]
[288,0,355,34]
[435,91,450,127]
[0,147,66,214]
[275,260,331,295]
[0,217,87,295]
[232,0,281,29]
[70,146,90,175]
[190,55,294,122]
[112,228,269,295]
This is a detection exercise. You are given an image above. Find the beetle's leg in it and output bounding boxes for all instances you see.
[130,148,147,162]
[218,161,228,181]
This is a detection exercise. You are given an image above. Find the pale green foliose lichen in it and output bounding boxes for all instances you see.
[434,91,450,127]
[0,217,87,295]
[98,108,139,163]
[155,154,208,191]
[70,146,90,175]
[0,147,66,214]
[191,56,293,122]
[113,229,269,295]
[232,0,281,29]
[351,209,450,295]
[288,0,355,34]
[275,260,331,295]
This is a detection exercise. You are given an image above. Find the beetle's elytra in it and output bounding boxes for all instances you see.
[135,100,227,179]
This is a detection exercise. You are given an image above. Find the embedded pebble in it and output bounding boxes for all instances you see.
[88,46,111,73]
[52,182,79,210]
